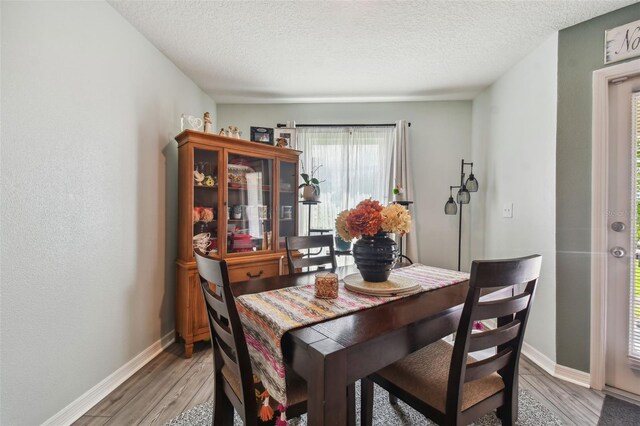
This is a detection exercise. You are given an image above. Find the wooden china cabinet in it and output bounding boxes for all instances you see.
[175,130,301,357]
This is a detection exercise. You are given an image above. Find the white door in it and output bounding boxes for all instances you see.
[605,74,640,396]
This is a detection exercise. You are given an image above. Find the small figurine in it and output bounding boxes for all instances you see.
[194,170,205,185]
[219,128,226,136]
[232,126,240,138]
[228,126,233,137]
[276,137,288,148]
[203,112,212,133]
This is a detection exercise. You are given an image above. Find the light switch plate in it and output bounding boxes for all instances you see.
[503,203,513,218]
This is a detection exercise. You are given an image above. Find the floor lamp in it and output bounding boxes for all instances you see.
[444,159,479,271]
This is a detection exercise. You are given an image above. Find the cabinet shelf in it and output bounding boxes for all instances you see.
[194,184,218,189]
[228,185,271,191]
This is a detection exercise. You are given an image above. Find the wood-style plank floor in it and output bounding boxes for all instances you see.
[74,341,606,426]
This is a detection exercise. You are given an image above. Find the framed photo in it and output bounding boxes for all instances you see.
[274,128,296,149]
[250,127,274,145]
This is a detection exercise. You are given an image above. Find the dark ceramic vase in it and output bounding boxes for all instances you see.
[352,232,398,282]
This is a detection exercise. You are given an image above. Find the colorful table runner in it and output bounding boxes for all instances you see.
[235,263,470,406]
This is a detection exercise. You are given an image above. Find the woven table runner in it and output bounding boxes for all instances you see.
[235,264,470,405]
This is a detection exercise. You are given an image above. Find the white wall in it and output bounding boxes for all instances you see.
[471,34,558,361]
[218,102,473,269]
[0,2,216,424]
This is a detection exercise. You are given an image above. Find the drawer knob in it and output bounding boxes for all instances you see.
[247,270,264,279]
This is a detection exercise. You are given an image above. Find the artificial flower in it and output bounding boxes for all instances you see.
[336,198,411,240]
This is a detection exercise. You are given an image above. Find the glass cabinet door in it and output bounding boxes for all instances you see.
[227,153,273,254]
[278,160,297,250]
[193,148,220,256]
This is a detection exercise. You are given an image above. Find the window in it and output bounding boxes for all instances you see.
[296,126,395,235]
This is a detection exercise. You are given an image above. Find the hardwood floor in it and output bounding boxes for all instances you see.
[74,341,606,426]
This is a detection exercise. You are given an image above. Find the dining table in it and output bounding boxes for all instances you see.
[232,264,512,426]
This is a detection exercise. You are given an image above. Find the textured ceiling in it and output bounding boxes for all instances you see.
[110,0,636,103]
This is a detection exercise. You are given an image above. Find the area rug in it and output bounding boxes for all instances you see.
[166,382,562,425]
[597,395,640,425]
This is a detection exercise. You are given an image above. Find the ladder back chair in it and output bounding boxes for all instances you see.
[285,234,337,274]
[195,250,308,425]
[361,254,542,426]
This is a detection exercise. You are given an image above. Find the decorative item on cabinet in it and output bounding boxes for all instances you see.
[274,127,296,148]
[250,126,274,144]
[180,114,203,131]
[175,129,301,357]
[203,112,212,133]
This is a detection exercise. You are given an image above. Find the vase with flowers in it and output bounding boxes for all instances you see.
[336,199,412,282]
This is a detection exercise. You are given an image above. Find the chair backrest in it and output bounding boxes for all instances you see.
[194,250,256,421]
[446,254,542,415]
[285,234,337,274]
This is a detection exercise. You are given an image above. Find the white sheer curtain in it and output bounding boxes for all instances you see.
[393,120,419,261]
[296,126,395,235]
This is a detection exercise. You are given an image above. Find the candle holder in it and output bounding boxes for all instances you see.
[315,272,339,299]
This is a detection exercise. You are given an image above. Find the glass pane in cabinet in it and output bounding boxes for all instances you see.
[193,148,219,256]
[279,161,297,250]
[227,154,273,253]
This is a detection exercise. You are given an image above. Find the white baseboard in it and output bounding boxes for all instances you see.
[42,330,176,426]
[521,342,591,388]
[555,364,591,388]
[604,385,640,405]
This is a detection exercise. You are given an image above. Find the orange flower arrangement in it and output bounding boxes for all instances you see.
[336,199,411,240]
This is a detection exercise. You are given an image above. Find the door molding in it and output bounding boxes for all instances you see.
[591,58,640,390]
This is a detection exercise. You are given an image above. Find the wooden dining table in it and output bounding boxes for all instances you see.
[232,264,511,426]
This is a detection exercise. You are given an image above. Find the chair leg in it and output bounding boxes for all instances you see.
[361,377,375,426]
[213,386,234,426]
[497,404,514,426]
[347,383,356,426]
[497,382,517,426]
[388,393,398,405]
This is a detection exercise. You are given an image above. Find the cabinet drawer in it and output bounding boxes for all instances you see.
[228,260,280,283]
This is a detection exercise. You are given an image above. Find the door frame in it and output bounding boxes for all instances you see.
[591,58,640,390]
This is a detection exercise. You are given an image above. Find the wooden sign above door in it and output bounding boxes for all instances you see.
[605,19,640,65]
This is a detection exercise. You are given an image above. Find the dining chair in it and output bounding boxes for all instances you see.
[285,234,337,274]
[194,250,308,425]
[361,254,542,426]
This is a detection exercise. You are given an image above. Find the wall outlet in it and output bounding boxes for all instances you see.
[503,203,513,218]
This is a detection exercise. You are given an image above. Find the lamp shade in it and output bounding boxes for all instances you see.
[457,186,470,204]
[444,196,457,215]
[466,173,479,192]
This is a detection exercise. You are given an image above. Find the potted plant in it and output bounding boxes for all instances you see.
[336,199,411,282]
[393,183,405,202]
[299,162,323,201]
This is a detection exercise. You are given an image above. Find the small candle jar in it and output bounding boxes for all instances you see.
[315,272,339,299]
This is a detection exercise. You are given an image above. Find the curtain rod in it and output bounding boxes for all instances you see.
[294,123,411,128]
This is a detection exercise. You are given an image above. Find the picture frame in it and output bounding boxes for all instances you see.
[274,127,296,149]
[250,126,274,145]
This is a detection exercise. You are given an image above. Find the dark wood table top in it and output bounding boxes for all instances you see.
[233,265,475,348]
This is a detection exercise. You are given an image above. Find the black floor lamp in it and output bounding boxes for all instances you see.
[444,159,479,271]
